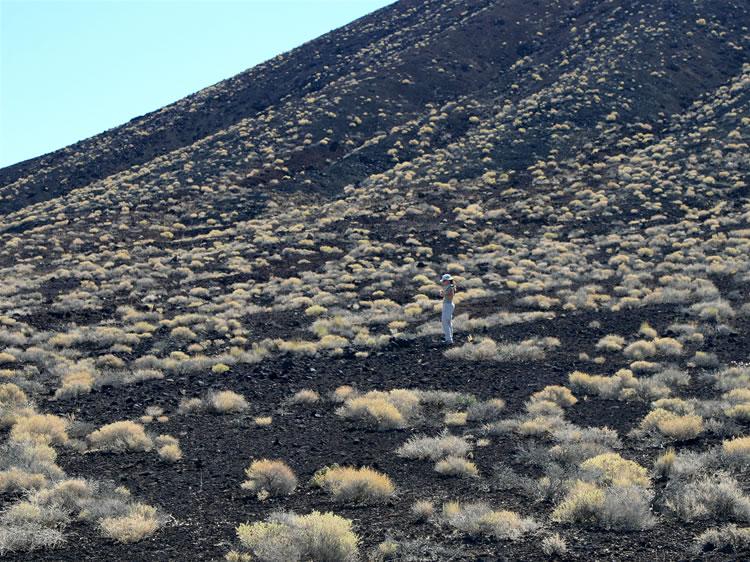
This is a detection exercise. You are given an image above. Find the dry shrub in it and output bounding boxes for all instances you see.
[595,334,626,352]
[541,533,568,556]
[445,337,553,362]
[241,459,298,497]
[551,480,655,531]
[1,497,69,527]
[526,400,564,418]
[0,468,48,493]
[10,414,69,445]
[465,398,505,422]
[623,340,657,360]
[0,382,33,428]
[338,396,404,429]
[654,337,683,356]
[100,503,161,543]
[157,444,183,463]
[517,415,568,437]
[652,447,677,478]
[154,435,182,462]
[208,390,249,414]
[0,382,28,408]
[694,524,750,554]
[581,453,651,488]
[335,389,419,430]
[396,430,472,461]
[657,414,703,441]
[37,478,95,510]
[434,456,479,478]
[442,501,538,540]
[236,510,359,562]
[666,472,750,522]
[722,436,750,463]
[88,421,153,452]
[178,397,204,413]
[54,371,95,398]
[568,371,621,399]
[411,500,435,521]
[726,404,750,422]
[444,412,467,426]
[0,524,65,554]
[529,385,578,407]
[289,389,320,404]
[652,398,695,415]
[331,385,356,402]
[311,465,394,503]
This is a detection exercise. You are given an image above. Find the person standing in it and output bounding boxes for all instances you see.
[439,274,455,345]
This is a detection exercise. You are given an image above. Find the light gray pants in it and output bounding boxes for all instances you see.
[442,301,454,344]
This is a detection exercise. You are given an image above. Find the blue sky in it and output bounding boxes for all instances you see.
[0,0,394,169]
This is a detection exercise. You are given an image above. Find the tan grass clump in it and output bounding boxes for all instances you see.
[541,533,568,556]
[0,467,48,493]
[442,501,538,540]
[552,480,655,530]
[568,370,621,399]
[178,397,205,413]
[156,443,183,462]
[656,414,703,441]
[241,459,298,497]
[236,510,359,562]
[444,412,468,426]
[722,436,750,463]
[10,414,69,446]
[581,453,651,488]
[396,430,472,461]
[311,465,394,503]
[434,456,479,478]
[335,389,419,430]
[411,500,435,521]
[623,340,657,360]
[636,408,703,441]
[693,524,750,554]
[208,390,249,414]
[99,503,161,543]
[289,389,320,404]
[529,385,578,407]
[726,404,750,422]
[0,383,32,428]
[652,447,677,478]
[331,385,356,402]
[54,371,95,398]
[595,334,626,352]
[665,472,750,522]
[87,421,153,452]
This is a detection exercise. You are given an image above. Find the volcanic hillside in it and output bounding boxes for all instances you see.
[1,0,750,560]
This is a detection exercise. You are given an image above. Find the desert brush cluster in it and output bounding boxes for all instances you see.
[1,0,750,560]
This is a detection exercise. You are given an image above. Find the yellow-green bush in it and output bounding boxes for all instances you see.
[10,414,69,445]
[208,390,249,414]
[581,453,651,488]
[87,421,153,452]
[100,503,161,543]
[311,465,394,503]
[529,385,578,407]
[236,511,359,562]
[442,501,538,540]
[722,436,750,463]
[241,459,298,497]
[434,456,479,478]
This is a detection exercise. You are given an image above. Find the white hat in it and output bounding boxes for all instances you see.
[441,274,453,281]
